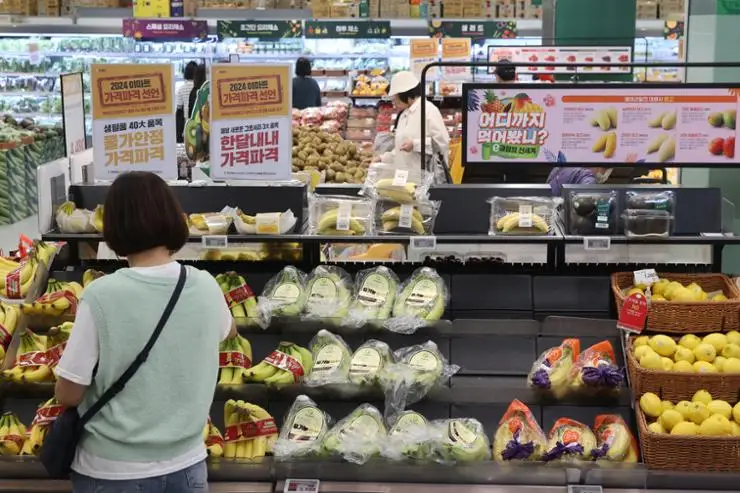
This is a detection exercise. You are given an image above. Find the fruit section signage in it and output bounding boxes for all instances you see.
[462,84,739,165]
[217,20,303,40]
[91,64,177,180]
[209,63,292,181]
[122,19,208,41]
[718,0,740,14]
[60,72,86,157]
[410,38,439,80]
[488,46,632,75]
[133,0,169,17]
[304,21,391,39]
[429,20,517,39]
[441,38,471,80]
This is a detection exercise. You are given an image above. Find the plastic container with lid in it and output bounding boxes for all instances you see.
[622,209,673,238]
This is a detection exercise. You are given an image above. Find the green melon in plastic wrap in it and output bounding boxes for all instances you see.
[184,81,210,163]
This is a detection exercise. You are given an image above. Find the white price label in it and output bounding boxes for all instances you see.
[202,235,228,249]
[700,232,725,237]
[634,268,660,287]
[518,204,533,228]
[392,169,409,187]
[568,487,602,493]
[255,212,281,235]
[583,236,611,251]
[284,479,320,493]
[398,204,414,229]
[335,202,352,231]
[410,236,437,250]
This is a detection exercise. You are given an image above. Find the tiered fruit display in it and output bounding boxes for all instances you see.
[0,302,20,362]
[21,279,83,317]
[217,335,253,385]
[351,72,389,97]
[222,400,278,460]
[292,127,373,184]
[625,278,729,302]
[3,330,52,383]
[0,241,56,299]
[631,331,740,373]
[639,391,740,436]
[245,342,312,386]
[0,413,26,455]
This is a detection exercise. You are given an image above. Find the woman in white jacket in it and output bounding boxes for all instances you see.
[380,71,450,173]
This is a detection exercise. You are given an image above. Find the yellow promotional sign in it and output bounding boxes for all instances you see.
[410,38,439,59]
[133,0,170,17]
[211,64,291,120]
[91,64,173,120]
[442,38,471,59]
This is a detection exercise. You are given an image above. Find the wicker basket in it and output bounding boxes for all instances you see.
[612,272,740,333]
[626,337,740,402]
[637,403,740,471]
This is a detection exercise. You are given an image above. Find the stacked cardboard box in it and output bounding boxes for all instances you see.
[636,0,658,19]
[0,0,37,14]
[514,0,540,18]
[37,0,62,15]
[69,0,121,7]
[496,0,514,17]
[659,0,684,19]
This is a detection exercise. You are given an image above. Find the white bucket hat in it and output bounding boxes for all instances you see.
[388,71,420,96]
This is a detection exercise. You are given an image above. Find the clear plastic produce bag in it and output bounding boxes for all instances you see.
[387,267,449,334]
[55,203,96,233]
[362,162,431,203]
[348,339,394,386]
[302,265,353,323]
[257,266,308,327]
[568,340,624,393]
[542,418,597,462]
[528,338,580,398]
[492,400,547,461]
[489,196,555,235]
[380,410,431,461]
[345,266,400,328]
[308,194,374,236]
[273,395,333,459]
[429,418,492,464]
[303,329,353,387]
[375,199,440,236]
[320,403,387,464]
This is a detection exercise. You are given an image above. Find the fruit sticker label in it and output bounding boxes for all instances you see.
[307,278,338,303]
[357,274,389,307]
[390,412,426,435]
[32,404,63,426]
[225,284,254,307]
[407,350,440,371]
[288,407,326,441]
[406,279,439,306]
[448,420,477,448]
[349,347,382,377]
[16,351,49,368]
[264,350,305,379]
[463,85,740,165]
[313,344,344,373]
[272,283,301,304]
[46,343,67,368]
[5,264,23,299]
[219,351,251,369]
[241,417,278,439]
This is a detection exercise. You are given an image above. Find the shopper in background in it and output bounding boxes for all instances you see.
[547,167,613,195]
[175,61,198,143]
[380,71,450,171]
[292,57,322,110]
[494,59,517,82]
[55,171,235,492]
[188,63,207,125]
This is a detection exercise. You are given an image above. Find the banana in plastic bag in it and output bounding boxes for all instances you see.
[492,400,546,461]
[528,338,580,397]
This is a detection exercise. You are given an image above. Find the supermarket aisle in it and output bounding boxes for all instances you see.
[0,216,39,254]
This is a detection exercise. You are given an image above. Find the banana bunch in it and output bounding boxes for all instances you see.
[317,209,366,236]
[218,335,253,385]
[21,279,83,317]
[92,205,104,233]
[188,213,231,235]
[33,242,58,267]
[375,179,417,204]
[245,342,312,386]
[0,412,26,455]
[381,206,425,234]
[20,398,61,456]
[495,212,549,234]
[203,418,225,458]
[82,269,105,288]
[46,322,74,368]
[215,272,259,321]
[55,201,96,234]
[3,331,51,383]
[0,256,37,299]
[0,303,20,363]
[223,399,278,460]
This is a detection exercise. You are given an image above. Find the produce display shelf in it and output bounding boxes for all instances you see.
[562,234,740,245]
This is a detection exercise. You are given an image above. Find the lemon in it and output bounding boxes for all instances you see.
[640,352,663,370]
[678,334,702,350]
[649,335,677,357]
[700,415,732,436]
[652,279,670,296]
[675,401,692,420]
[734,402,740,424]
[626,287,644,297]
[707,400,733,419]
[659,409,684,432]
[714,356,727,371]
[703,333,728,353]
[639,392,663,418]
[721,343,740,359]
[633,335,650,347]
[673,346,695,364]
[670,286,696,302]
[693,361,718,373]
[672,360,694,372]
[663,281,683,299]
[661,400,674,412]
[693,390,713,405]
[726,330,740,346]
[670,421,698,436]
[693,343,717,363]
[712,293,729,301]
[647,421,665,434]
[652,294,666,302]
[688,402,711,425]
[634,345,654,361]
[732,422,740,436]
[724,358,740,373]
[661,357,674,371]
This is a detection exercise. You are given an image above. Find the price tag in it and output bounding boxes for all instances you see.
[398,204,413,229]
[583,236,611,251]
[255,212,281,235]
[335,202,352,231]
[617,293,649,334]
[392,169,409,186]
[284,479,320,493]
[700,232,725,237]
[518,204,533,228]
[202,235,228,249]
[410,236,437,250]
[568,487,603,493]
[633,268,659,287]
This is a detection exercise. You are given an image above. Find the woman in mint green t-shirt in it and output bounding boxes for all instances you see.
[56,171,235,493]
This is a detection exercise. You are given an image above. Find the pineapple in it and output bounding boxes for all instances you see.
[481,90,505,113]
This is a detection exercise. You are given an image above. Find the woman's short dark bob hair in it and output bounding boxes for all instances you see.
[103,171,189,257]
[183,61,198,81]
[295,57,312,77]
[397,83,422,104]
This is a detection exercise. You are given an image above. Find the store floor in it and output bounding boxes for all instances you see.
[0,216,39,254]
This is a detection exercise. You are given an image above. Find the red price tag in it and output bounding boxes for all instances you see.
[225,284,254,307]
[46,343,67,368]
[264,350,304,382]
[17,350,50,368]
[32,404,64,426]
[5,265,23,299]
[240,417,278,438]
[218,351,251,369]
[617,293,648,334]
[224,425,240,441]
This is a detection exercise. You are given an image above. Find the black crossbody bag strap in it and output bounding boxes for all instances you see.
[79,263,187,425]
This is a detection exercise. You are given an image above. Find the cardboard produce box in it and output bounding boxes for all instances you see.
[463,0,485,18]
[496,0,514,17]
[443,0,464,17]
[37,0,62,15]
[659,0,684,18]
[515,0,540,18]
[637,0,658,19]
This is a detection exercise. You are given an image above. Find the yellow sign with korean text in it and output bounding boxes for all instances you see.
[133,0,170,17]
[411,38,439,59]
[442,38,471,59]
[211,64,291,121]
[91,64,176,180]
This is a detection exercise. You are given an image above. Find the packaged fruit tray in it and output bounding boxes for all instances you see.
[627,335,740,402]
[636,399,740,472]
[612,272,740,332]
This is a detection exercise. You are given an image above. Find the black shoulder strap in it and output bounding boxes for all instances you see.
[80,264,187,425]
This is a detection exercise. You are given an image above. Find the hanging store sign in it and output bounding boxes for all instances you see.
[91,64,177,180]
[718,0,740,14]
[304,21,391,39]
[429,20,517,39]
[488,46,632,75]
[462,84,740,166]
[60,72,86,157]
[133,0,170,17]
[122,19,208,41]
[209,63,292,181]
[410,38,439,80]
[441,38,471,80]
[217,20,303,40]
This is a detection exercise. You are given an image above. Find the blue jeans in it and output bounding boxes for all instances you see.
[71,460,208,493]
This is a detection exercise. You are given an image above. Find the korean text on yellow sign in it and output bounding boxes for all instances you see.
[211,64,291,120]
[91,64,173,120]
